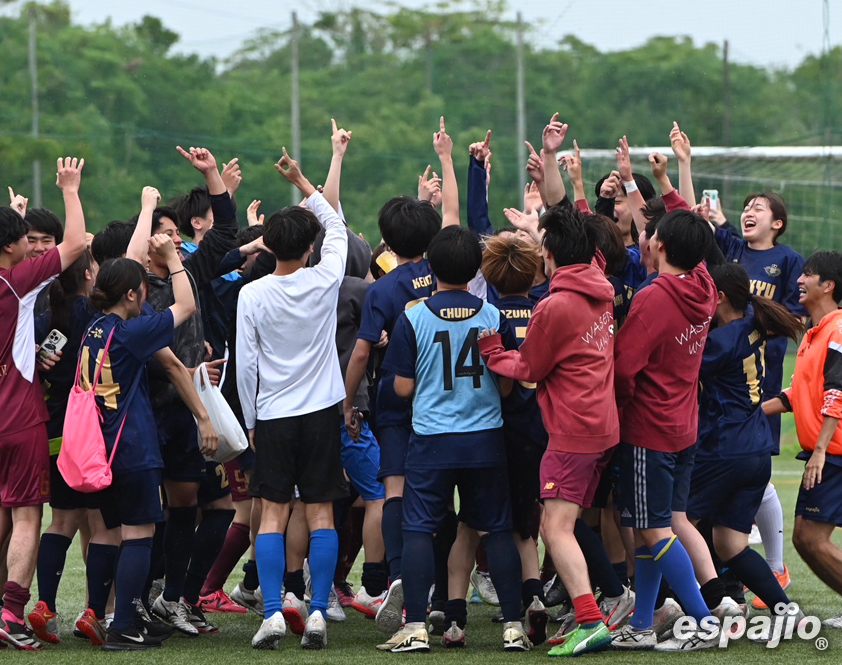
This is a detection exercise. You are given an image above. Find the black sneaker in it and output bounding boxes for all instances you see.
[0,617,44,651]
[102,627,163,651]
[183,602,219,634]
[136,603,174,640]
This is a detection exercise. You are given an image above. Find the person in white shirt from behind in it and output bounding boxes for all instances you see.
[237,147,349,651]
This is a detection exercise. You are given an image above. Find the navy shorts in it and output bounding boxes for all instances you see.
[377,423,411,481]
[197,460,232,506]
[504,432,544,540]
[403,466,512,535]
[591,446,622,510]
[157,405,206,483]
[687,455,771,533]
[618,443,697,529]
[340,420,385,501]
[49,455,103,512]
[100,469,165,529]
[796,459,842,527]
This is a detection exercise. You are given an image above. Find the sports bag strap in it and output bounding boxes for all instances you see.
[104,357,144,472]
[92,326,117,389]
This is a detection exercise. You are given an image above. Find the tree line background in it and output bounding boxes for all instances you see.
[1,0,840,250]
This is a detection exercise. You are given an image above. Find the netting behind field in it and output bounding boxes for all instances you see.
[574,147,842,257]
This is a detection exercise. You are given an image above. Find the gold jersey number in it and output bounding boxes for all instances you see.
[80,346,122,410]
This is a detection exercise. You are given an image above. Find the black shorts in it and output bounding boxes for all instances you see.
[158,405,206,483]
[253,404,349,504]
[591,446,622,510]
[796,457,842,527]
[197,461,233,506]
[504,432,544,540]
[100,469,165,530]
[49,456,103,511]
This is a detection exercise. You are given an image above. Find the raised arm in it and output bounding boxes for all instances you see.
[221,158,242,199]
[127,186,161,265]
[176,145,226,196]
[8,187,28,218]
[525,141,549,208]
[563,140,587,207]
[540,113,568,207]
[434,116,459,227]
[148,234,196,326]
[418,165,442,207]
[323,118,352,213]
[615,136,648,238]
[670,122,695,207]
[55,157,88,270]
[467,131,493,237]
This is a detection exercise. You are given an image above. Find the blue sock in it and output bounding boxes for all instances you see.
[651,536,709,623]
[401,531,434,624]
[629,546,661,629]
[163,506,198,602]
[382,497,403,580]
[113,538,152,632]
[36,533,72,612]
[308,529,339,614]
[255,533,285,616]
[87,543,119,619]
[481,532,523,623]
[726,547,790,615]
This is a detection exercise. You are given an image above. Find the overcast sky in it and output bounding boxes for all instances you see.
[6,0,839,69]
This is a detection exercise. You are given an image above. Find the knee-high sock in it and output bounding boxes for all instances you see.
[726,547,790,614]
[629,547,662,630]
[163,506,198,602]
[87,543,119,619]
[183,509,235,605]
[36,533,72,612]
[482,532,523,623]
[431,511,458,606]
[402,531,434,624]
[382,497,403,581]
[1,582,31,624]
[255,533,285,616]
[112,538,152,632]
[201,522,251,596]
[142,521,166,610]
[651,536,710,624]
[755,484,785,574]
[574,519,624,598]
[308,529,339,614]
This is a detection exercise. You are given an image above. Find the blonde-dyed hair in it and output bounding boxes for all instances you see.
[481,234,542,296]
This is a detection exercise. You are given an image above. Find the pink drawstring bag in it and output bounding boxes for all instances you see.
[58,324,126,493]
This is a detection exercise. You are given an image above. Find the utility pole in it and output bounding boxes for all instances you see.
[29,5,41,207]
[516,11,526,194]
[722,39,731,207]
[290,11,300,205]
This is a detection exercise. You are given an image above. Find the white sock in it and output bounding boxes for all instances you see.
[754,483,785,574]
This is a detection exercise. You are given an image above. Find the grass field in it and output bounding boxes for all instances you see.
[22,356,842,662]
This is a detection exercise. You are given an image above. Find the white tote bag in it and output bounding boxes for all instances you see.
[192,363,249,463]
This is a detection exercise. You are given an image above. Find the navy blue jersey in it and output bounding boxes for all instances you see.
[82,310,174,476]
[486,277,549,308]
[495,295,547,448]
[696,310,775,460]
[622,246,647,302]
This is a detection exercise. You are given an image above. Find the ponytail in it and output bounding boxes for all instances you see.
[90,258,148,312]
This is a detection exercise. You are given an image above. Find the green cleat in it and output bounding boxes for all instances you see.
[547,622,610,657]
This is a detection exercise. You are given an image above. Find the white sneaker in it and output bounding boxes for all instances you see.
[823,613,842,629]
[231,583,264,617]
[470,569,499,606]
[351,586,385,619]
[611,624,656,650]
[282,592,309,636]
[151,595,199,636]
[301,610,327,649]
[502,621,532,651]
[711,596,743,638]
[326,587,346,623]
[652,597,684,640]
[654,629,718,651]
[380,623,429,653]
[375,578,404,634]
[252,611,286,650]
[599,586,635,630]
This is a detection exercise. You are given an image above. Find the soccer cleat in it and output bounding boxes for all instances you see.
[73,609,87,639]
[27,601,60,644]
[326,586,346,623]
[822,613,842,629]
[375,578,404,634]
[282,592,309,636]
[548,622,610,657]
[470,569,500,606]
[301,610,327,649]
[441,621,466,648]
[711,596,743,638]
[335,581,355,608]
[135,603,173,640]
[383,624,430,653]
[610,624,656,650]
[654,628,718,651]
[544,575,570,609]
[75,608,107,646]
[525,596,549,646]
[183,601,219,633]
[652,597,684,640]
[428,610,447,636]
[503,621,532,651]
[547,612,577,646]
[0,616,45,651]
[231,583,264,616]
[751,565,792,610]
[148,578,165,607]
[198,589,247,614]
[151,596,199,636]
[101,626,163,651]
[599,586,635,630]
[351,586,385,619]
[252,611,286,650]
[750,610,807,643]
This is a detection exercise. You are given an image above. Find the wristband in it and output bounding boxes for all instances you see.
[170,268,186,276]
[623,180,638,194]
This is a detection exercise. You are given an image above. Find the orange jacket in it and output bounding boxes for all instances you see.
[783,309,842,455]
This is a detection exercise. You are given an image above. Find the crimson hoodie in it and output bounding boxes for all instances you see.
[614,262,716,452]
[478,261,619,454]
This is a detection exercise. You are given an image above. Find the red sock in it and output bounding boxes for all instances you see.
[572,593,604,626]
[200,522,251,596]
[2,581,30,623]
